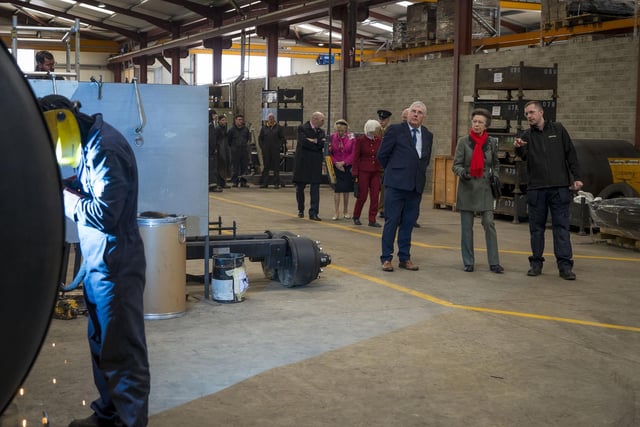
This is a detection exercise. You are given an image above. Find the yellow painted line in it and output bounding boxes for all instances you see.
[213,193,640,331]
[328,264,640,333]
[212,194,640,264]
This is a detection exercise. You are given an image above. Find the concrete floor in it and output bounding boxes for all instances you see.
[4,184,640,426]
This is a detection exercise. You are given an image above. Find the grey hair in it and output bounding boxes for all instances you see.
[364,119,381,135]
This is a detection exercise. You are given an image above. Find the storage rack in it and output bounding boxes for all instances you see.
[473,61,558,222]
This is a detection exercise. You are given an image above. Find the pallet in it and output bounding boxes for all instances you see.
[597,227,640,251]
[432,202,456,212]
[550,13,619,30]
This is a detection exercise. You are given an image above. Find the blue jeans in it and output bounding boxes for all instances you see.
[526,187,574,272]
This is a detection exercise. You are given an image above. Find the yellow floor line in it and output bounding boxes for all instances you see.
[212,194,640,263]
[212,194,640,331]
[328,264,640,333]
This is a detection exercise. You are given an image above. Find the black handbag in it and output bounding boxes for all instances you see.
[490,174,502,199]
[489,140,501,199]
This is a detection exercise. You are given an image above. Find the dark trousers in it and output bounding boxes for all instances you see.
[296,182,320,216]
[231,149,248,185]
[85,260,150,427]
[526,187,574,271]
[380,186,420,263]
[260,144,281,186]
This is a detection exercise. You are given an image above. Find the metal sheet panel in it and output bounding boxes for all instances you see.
[30,80,209,237]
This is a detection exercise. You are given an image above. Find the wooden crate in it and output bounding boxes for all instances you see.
[432,155,458,210]
[597,227,640,251]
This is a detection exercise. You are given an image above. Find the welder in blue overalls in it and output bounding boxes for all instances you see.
[40,95,149,427]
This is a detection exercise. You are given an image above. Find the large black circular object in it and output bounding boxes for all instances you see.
[0,42,64,414]
[573,139,640,197]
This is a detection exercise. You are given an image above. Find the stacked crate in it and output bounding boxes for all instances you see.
[436,0,499,42]
[405,2,437,47]
[542,0,635,29]
[473,62,558,222]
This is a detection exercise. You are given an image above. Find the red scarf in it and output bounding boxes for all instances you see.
[469,130,487,178]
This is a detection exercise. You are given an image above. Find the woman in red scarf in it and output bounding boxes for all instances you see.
[452,108,503,273]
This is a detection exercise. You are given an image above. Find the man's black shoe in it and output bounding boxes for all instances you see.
[297,212,304,218]
[463,265,474,272]
[68,414,121,427]
[527,266,542,276]
[353,218,362,225]
[490,264,504,274]
[309,215,322,221]
[559,270,576,280]
[368,222,381,227]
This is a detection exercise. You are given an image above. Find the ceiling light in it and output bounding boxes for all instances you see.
[396,1,413,7]
[79,3,115,14]
[298,24,323,33]
[369,22,393,32]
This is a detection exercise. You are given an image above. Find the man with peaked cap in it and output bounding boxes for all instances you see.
[377,109,392,133]
[39,94,150,427]
[377,109,392,219]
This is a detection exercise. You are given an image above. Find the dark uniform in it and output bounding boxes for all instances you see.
[228,122,251,187]
[293,120,326,218]
[258,121,286,188]
[40,95,150,427]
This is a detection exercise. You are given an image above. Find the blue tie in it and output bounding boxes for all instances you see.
[412,128,418,146]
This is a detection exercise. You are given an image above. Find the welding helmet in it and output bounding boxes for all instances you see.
[38,95,82,168]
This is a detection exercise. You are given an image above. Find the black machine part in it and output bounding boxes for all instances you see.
[187,230,331,290]
[0,41,65,415]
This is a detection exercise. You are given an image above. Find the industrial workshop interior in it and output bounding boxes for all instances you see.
[2,0,640,425]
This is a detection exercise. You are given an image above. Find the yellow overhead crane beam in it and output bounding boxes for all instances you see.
[500,1,541,11]
[0,36,120,54]
[362,16,639,63]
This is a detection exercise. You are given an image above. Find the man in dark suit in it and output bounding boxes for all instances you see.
[377,101,433,272]
[293,111,326,220]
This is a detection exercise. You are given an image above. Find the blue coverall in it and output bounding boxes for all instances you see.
[70,113,150,427]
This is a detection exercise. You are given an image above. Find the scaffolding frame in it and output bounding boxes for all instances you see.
[12,16,81,80]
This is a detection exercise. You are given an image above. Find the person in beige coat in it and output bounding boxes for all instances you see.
[452,108,503,273]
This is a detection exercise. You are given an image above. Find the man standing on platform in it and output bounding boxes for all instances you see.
[377,101,433,272]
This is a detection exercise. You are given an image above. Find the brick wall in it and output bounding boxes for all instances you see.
[235,36,639,192]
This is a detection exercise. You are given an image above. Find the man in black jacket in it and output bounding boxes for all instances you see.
[293,111,326,220]
[228,114,251,187]
[514,100,583,280]
[259,113,286,188]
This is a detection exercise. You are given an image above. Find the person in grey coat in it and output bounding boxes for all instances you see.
[452,108,503,273]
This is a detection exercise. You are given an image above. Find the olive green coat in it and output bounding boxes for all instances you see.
[452,135,499,212]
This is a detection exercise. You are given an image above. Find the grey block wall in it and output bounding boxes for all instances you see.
[235,36,638,192]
